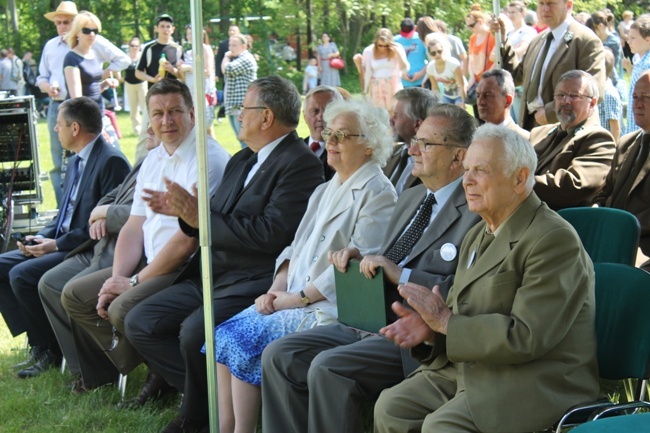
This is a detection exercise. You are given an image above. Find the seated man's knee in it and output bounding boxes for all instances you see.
[307,349,337,386]
[106,299,129,335]
[179,312,205,355]
[261,337,293,375]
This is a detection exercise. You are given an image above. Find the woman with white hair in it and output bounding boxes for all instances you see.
[209,98,397,433]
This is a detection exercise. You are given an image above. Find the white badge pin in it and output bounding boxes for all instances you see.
[440,243,457,262]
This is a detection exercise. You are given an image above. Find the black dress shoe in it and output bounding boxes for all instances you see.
[117,372,177,409]
[16,349,61,378]
[161,415,208,433]
[11,346,44,370]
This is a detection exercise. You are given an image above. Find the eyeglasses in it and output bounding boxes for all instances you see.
[429,50,443,55]
[237,105,267,112]
[376,44,390,48]
[408,137,463,152]
[129,44,140,48]
[54,19,71,26]
[467,21,478,28]
[553,92,593,101]
[81,27,100,35]
[321,128,365,143]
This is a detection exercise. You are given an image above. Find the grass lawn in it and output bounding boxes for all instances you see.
[0,106,309,432]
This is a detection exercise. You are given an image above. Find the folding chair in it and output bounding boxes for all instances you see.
[567,411,650,432]
[555,263,650,432]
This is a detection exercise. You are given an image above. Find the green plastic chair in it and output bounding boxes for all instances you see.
[557,207,640,266]
[554,263,650,432]
[567,412,650,432]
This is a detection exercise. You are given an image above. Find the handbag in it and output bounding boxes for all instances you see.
[329,57,345,70]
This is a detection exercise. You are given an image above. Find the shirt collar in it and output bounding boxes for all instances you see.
[155,126,196,161]
[428,176,462,209]
[549,16,572,41]
[77,134,99,161]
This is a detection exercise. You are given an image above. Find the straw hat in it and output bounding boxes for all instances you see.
[44,1,78,22]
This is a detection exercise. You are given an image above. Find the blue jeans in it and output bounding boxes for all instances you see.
[47,101,64,206]
[228,114,246,148]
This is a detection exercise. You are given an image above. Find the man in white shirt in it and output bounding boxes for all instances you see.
[476,69,531,140]
[61,79,229,392]
[36,1,130,206]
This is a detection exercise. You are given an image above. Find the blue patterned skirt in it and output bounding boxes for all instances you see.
[210,305,316,386]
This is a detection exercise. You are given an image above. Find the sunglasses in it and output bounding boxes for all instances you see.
[376,44,390,48]
[467,21,478,28]
[129,44,140,48]
[429,50,443,55]
[81,27,100,35]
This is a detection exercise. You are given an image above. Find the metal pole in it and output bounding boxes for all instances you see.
[493,0,502,69]
[189,0,219,432]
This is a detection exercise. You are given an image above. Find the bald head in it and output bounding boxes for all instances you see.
[633,71,650,132]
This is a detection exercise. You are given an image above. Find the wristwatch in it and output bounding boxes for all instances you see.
[300,290,311,306]
[129,274,139,288]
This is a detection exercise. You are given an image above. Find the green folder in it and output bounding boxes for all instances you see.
[334,260,388,333]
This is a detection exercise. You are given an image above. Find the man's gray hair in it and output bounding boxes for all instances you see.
[323,98,393,167]
[481,69,516,96]
[473,123,537,189]
[250,76,302,127]
[305,85,343,102]
[426,103,478,148]
[557,69,600,101]
[394,87,440,121]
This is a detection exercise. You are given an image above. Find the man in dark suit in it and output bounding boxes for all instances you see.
[476,69,530,140]
[261,104,480,433]
[0,96,130,377]
[383,87,438,195]
[529,70,615,210]
[37,126,159,392]
[303,85,342,180]
[125,76,325,433]
[496,0,605,130]
[594,71,650,271]
[375,124,598,433]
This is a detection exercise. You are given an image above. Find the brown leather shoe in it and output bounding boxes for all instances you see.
[117,372,177,409]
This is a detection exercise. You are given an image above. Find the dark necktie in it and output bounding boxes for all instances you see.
[538,128,568,163]
[613,134,650,208]
[310,141,320,152]
[223,152,258,212]
[385,193,436,264]
[55,157,81,238]
[526,33,554,104]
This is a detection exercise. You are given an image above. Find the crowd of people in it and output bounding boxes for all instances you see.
[1,0,650,433]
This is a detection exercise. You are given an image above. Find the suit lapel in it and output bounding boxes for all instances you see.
[381,186,426,252]
[70,137,102,216]
[455,194,541,294]
[523,34,546,89]
[214,148,255,212]
[631,136,650,193]
[240,132,300,196]
[406,182,464,262]
[534,127,568,171]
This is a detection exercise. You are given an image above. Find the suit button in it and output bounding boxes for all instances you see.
[312,256,318,262]
[305,276,310,282]
[319,235,325,242]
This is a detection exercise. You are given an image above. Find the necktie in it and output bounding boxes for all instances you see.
[223,152,258,212]
[310,141,320,152]
[385,193,437,264]
[476,231,495,259]
[55,157,81,238]
[537,128,568,163]
[613,134,650,208]
[526,33,554,104]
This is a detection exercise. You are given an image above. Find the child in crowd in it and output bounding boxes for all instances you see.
[303,58,318,94]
